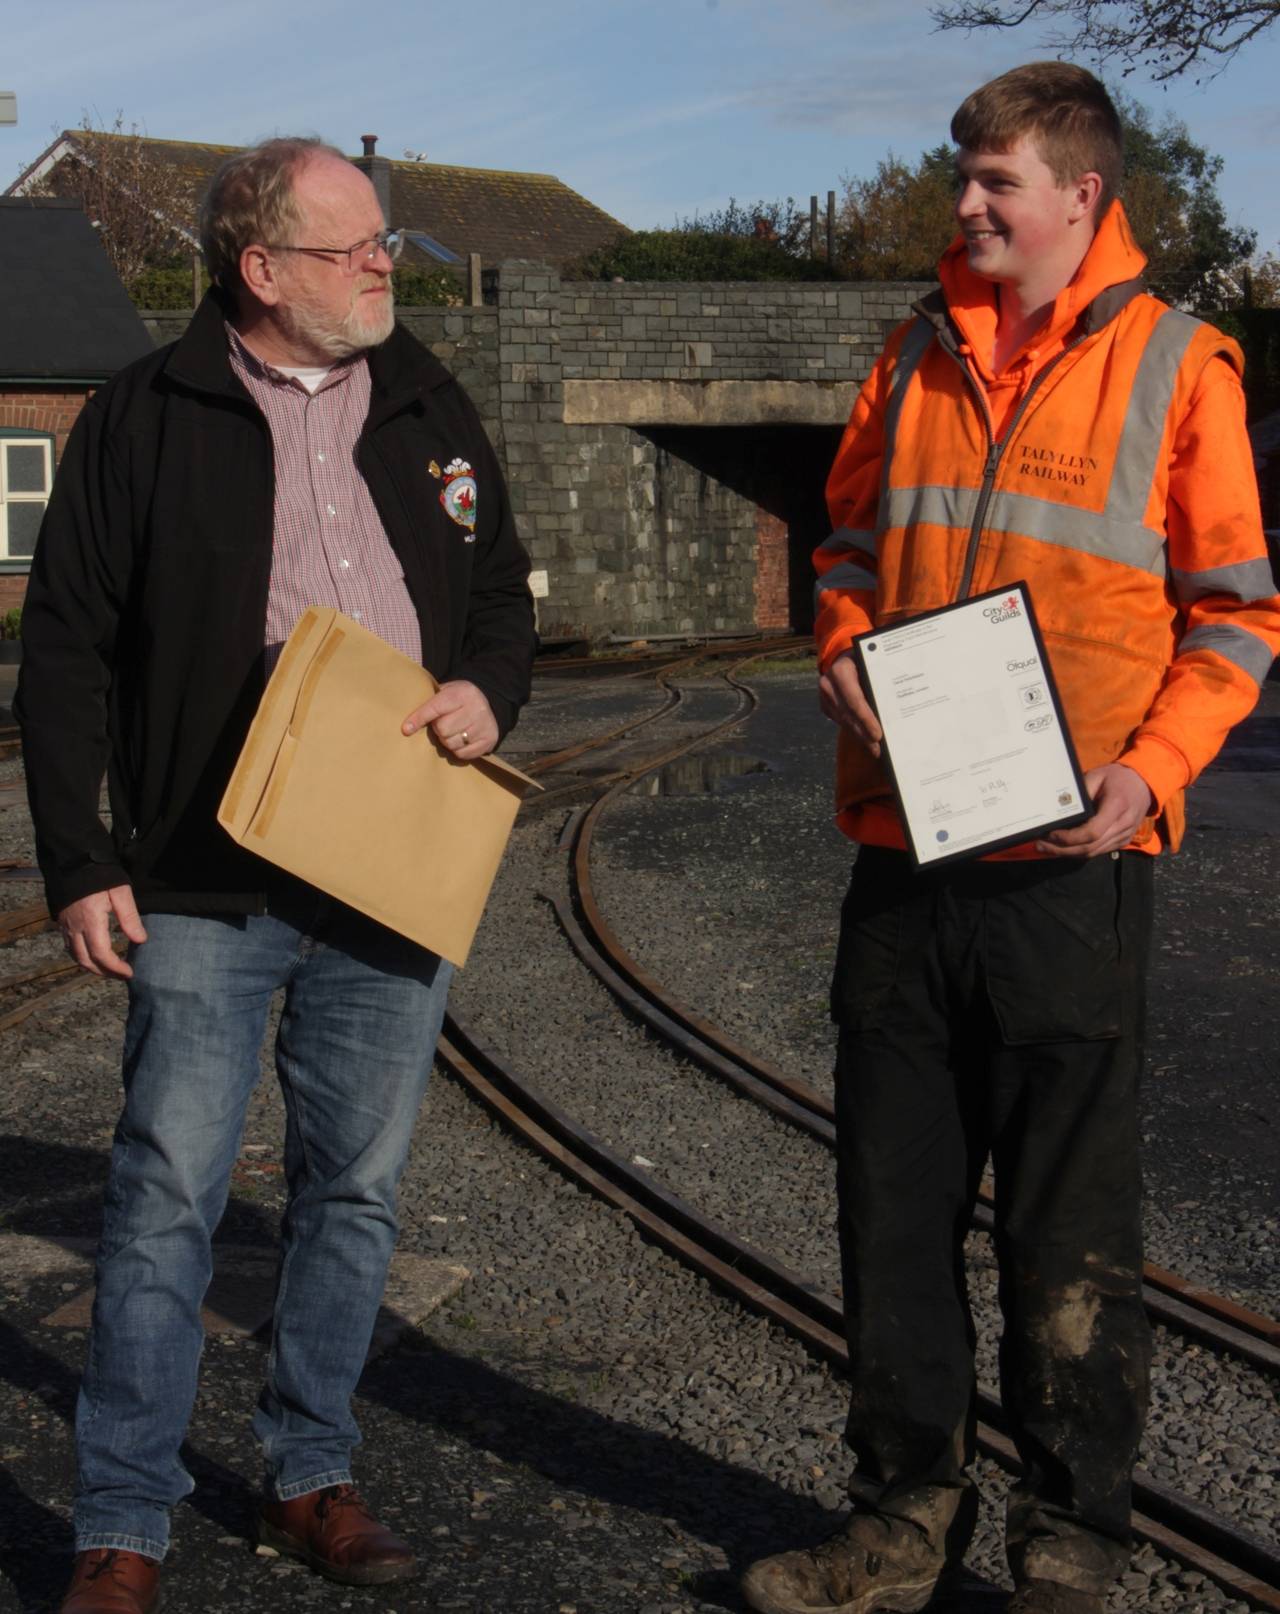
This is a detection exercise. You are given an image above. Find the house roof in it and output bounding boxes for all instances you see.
[0,198,154,380]
[8,131,627,270]
[384,158,625,268]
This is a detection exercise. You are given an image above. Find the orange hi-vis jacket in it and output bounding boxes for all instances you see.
[815,202,1280,855]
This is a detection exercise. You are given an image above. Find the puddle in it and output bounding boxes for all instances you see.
[629,752,773,797]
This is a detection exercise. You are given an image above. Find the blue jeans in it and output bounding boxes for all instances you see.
[73,892,452,1559]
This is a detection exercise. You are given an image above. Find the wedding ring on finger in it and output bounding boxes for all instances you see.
[459,729,469,746]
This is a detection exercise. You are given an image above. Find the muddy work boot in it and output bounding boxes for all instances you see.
[741,1509,961,1614]
[1007,1581,1105,1613]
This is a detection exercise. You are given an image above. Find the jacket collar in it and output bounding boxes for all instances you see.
[919,200,1149,364]
[163,287,456,414]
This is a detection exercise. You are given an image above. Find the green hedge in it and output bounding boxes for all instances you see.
[127,263,461,309]
[128,265,208,309]
[564,229,836,283]
[391,266,462,306]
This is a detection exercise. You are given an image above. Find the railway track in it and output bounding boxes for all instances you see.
[434,1013,1280,1612]
[3,644,1276,1607]
[439,648,1280,1608]
[0,638,796,1025]
[522,634,811,803]
[558,793,1280,1374]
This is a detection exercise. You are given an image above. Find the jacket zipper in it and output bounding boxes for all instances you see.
[949,333,1088,600]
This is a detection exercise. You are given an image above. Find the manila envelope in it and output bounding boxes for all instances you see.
[218,607,539,968]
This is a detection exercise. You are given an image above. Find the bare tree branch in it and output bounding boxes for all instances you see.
[24,113,196,287]
[931,0,1280,81]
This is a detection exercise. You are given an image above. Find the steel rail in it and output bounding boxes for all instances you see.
[0,948,126,1036]
[533,633,811,679]
[525,635,809,789]
[555,885,1280,1383]
[0,972,103,1033]
[618,632,811,679]
[559,664,1280,1374]
[523,672,683,777]
[436,1014,1280,1613]
[529,654,771,810]
[0,904,55,946]
[0,956,81,994]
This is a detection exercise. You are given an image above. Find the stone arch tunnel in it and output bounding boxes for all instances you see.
[640,424,844,635]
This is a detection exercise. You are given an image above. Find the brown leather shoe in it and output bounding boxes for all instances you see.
[59,1549,161,1613]
[258,1483,417,1585]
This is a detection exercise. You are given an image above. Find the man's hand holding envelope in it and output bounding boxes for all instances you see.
[402,678,499,760]
[219,608,539,967]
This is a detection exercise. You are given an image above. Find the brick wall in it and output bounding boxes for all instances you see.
[0,386,92,462]
[1,385,95,614]
[755,510,790,631]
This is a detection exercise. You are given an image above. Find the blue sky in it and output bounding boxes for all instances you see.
[5,0,1279,259]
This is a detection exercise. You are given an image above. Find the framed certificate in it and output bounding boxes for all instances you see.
[853,582,1090,869]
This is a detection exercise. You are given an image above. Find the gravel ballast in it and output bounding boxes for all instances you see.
[0,662,1276,1613]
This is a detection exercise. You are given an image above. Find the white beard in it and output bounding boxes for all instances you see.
[276,273,396,361]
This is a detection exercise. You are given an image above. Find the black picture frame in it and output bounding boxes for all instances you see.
[852,581,1092,870]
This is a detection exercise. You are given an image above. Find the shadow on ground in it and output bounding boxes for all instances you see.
[0,1135,1009,1612]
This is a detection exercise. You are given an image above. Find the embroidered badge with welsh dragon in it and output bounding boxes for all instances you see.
[438,457,477,540]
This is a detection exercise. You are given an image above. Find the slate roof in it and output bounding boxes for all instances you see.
[0,198,154,380]
[9,132,627,270]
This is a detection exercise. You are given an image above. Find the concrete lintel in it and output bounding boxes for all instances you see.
[563,379,857,428]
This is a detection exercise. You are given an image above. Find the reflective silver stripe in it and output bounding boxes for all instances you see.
[879,318,935,514]
[879,484,1167,575]
[986,490,1167,574]
[818,525,877,558]
[1172,557,1278,604]
[813,561,871,600]
[1180,623,1276,684]
[1105,310,1200,526]
[875,307,1220,581]
[880,483,974,531]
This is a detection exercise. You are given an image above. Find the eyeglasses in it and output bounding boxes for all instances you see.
[265,228,404,272]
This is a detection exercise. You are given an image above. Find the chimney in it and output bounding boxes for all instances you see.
[351,133,392,222]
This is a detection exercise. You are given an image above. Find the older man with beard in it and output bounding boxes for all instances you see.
[17,138,535,1613]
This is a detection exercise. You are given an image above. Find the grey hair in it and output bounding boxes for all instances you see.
[199,136,347,291]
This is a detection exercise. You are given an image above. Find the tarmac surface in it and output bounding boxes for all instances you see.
[0,654,1277,1613]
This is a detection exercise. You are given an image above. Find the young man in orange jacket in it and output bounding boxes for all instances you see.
[742,62,1280,1614]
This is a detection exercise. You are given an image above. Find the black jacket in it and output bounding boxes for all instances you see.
[17,292,536,917]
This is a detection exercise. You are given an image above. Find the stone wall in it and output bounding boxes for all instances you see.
[559,279,918,383]
[489,269,930,638]
[487,265,795,639]
[140,307,503,441]
[387,307,501,444]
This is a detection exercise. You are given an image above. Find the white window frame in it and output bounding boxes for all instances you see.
[0,430,53,568]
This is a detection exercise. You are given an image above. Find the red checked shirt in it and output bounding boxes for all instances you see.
[227,326,423,667]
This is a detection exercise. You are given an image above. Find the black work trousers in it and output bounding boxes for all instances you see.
[831,845,1154,1593]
